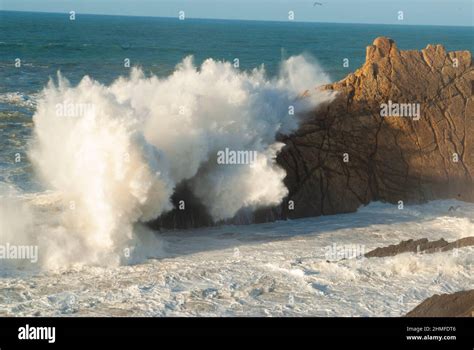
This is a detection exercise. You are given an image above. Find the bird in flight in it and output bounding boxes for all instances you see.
[313,2,323,5]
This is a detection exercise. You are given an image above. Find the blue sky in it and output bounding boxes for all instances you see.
[1,0,473,26]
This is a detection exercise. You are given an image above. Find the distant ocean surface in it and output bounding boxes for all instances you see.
[0,10,473,191]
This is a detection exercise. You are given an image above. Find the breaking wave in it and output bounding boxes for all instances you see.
[1,55,334,269]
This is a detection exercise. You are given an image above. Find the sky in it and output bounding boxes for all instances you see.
[0,0,473,26]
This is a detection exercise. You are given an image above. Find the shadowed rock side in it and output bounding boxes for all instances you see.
[406,290,474,317]
[279,37,473,219]
[150,37,473,229]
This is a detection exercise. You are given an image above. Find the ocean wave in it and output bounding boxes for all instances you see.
[1,54,334,269]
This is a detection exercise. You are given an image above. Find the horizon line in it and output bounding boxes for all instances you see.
[1,9,472,28]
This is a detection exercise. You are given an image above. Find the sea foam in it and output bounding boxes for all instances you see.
[2,55,334,269]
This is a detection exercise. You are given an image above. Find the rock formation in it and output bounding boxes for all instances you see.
[406,290,474,317]
[150,37,473,229]
[279,36,473,219]
[365,236,474,258]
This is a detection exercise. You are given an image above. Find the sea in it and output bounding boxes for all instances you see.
[0,10,472,191]
[0,11,473,317]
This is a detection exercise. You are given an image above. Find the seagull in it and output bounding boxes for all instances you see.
[313,2,323,6]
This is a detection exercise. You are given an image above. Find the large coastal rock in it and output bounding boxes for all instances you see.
[278,37,473,219]
[151,37,473,229]
[406,290,474,317]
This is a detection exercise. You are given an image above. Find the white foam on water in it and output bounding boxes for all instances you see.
[0,200,472,316]
[0,92,37,109]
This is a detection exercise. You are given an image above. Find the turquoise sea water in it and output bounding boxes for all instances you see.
[0,10,472,190]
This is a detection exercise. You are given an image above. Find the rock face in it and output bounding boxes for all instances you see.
[278,37,474,219]
[406,290,474,317]
[150,37,473,229]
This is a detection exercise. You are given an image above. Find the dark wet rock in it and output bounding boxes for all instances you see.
[147,182,214,230]
[365,236,474,257]
[439,236,474,252]
[365,238,448,257]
